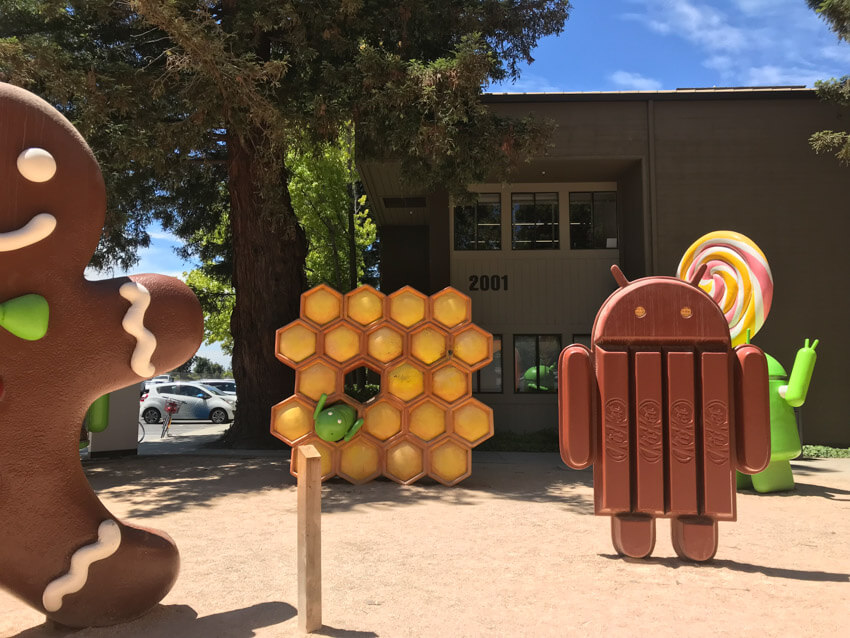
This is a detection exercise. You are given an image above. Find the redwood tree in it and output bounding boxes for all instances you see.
[0,0,571,446]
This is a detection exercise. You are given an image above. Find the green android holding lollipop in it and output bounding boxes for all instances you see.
[313,393,364,442]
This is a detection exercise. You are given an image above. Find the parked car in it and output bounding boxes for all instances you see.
[199,378,237,395]
[140,382,237,425]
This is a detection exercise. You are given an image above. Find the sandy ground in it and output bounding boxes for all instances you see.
[1,450,849,638]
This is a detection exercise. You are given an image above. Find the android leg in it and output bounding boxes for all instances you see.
[671,516,718,562]
[736,471,753,490]
[611,513,656,559]
[751,459,795,493]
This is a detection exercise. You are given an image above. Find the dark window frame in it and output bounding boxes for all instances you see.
[453,193,502,251]
[511,192,560,251]
[568,191,618,250]
[513,334,562,394]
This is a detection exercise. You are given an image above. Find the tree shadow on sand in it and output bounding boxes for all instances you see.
[12,601,297,638]
[83,453,594,518]
[599,554,850,582]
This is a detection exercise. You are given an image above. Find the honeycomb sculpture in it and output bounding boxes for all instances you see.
[272,284,494,486]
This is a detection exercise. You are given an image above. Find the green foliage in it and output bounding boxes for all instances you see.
[194,356,225,378]
[802,444,850,458]
[808,1,850,164]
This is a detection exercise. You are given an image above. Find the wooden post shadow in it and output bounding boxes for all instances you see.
[297,445,322,633]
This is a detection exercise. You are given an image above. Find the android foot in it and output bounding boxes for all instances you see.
[671,516,718,562]
[752,459,796,493]
[611,514,656,558]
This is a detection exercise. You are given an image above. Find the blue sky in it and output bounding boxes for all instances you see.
[88,0,848,369]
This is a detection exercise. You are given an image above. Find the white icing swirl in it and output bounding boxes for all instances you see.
[0,213,57,252]
[42,520,122,612]
[119,282,157,377]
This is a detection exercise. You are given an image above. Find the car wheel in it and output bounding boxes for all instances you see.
[210,408,229,424]
[142,408,162,424]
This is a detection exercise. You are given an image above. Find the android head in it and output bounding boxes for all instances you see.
[313,393,364,442]
[593,265,730,347]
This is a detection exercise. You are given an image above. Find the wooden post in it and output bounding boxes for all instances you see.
[297,445,322,633]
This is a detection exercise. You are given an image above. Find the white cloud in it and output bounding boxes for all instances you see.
[610,70,663,90]
[743,65,828,87]
[489,74,565,93]
[820,45,850,65]
[148,230,181,243]
[627,0,747,52]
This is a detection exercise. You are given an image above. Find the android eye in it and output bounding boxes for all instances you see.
[17,148,57,182]
[634,306,646,318]
[680,307,693,319]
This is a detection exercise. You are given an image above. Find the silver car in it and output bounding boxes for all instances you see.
[140,382,237,424]
[198,378,237,395]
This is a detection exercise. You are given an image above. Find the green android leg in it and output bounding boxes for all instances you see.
[751,459,795,493]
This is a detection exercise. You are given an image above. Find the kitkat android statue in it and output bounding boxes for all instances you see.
[558,265,771,561]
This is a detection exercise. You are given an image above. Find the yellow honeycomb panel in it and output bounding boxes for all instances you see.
[346,287,384,325]
[453,401,492,443]
[292,439,335,479]
[339,440,381,483]
[276,321,317,364]
[453,327,490,367]
[324,322,360,363]
[386,363,425,402]
[389,289,426,327]
[431,289,469,329]
[409,400,447,442]
[363,400,402,441]
[430,440,469,484]
[303,287,342,325]
[432,365,468,403]
[297,361,337,401]
[386,440,424,483]
[367,326,404,363]
[271,399,312,443]
[410,325,448,365]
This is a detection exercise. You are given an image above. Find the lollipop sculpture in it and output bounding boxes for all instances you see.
[677,231,819,493]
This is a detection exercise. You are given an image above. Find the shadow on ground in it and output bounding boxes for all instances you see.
[84,453,594,518]
[12,602,296,638]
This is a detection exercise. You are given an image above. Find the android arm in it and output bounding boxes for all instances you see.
[558,344,596,469]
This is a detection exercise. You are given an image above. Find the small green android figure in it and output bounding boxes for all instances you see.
[737,338,819,493]
[522,365,556,391]
[313,393,364,442]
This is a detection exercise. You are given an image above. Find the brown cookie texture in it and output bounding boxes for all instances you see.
[0,82,203,627]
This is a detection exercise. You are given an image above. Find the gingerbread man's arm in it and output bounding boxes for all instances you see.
[84,273,203,391]
[733,343,771,474]
[558,344,596,469]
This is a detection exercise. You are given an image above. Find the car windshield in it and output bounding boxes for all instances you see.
[200,384,225,396]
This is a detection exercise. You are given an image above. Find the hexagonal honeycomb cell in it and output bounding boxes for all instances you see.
[431,288,470,329]
[386,362,425,402]
[296,360,338,401]
[452,325,492,368]
[385,438,425,484]
[430,439,471,485]
[367,325,404,363]
[271,397,314,444]
[452,399,494,444]
[410,324,449,366]
[363,399,402,441]
[431,363,469,403]
[302,285,342,326]
[345,286,384,326]
[344,364,382,404]
[276,320,317,365]
[339,438,381,483]
[323,321,361,363]
[409,399,447,442]
[389,287,427,327]
[291,438,336,480]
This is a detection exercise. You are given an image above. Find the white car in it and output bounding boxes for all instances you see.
[199,378,237,395]
[140,382,237,425]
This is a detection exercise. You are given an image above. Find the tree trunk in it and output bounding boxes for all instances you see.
[222,131,307,448]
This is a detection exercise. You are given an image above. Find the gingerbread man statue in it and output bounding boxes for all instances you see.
[1,83,203,626]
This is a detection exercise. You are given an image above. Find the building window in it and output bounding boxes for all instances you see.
[511,192,559,250]
[514,334,561,393]
[568,191,617,249]
[471,335,502,393]
[454,193,501,250]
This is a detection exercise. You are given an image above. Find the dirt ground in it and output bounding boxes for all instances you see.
[1,452,848,638]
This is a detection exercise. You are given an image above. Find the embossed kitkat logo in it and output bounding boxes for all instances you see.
[637,399,663,463]
[670,399,695,463]
[604,398,629,462]
[704,400,730,465]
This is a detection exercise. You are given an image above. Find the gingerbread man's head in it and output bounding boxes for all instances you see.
[0,82,106,286]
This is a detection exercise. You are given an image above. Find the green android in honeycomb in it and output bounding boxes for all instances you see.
[738,338,819,493]
[313,393,364,443]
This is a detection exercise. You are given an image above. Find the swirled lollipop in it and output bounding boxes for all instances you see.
[676,231,773,346]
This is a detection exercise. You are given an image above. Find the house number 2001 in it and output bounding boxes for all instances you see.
[468,274,509,292]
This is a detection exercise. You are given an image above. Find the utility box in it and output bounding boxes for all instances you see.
[89,385,141,457]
